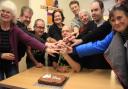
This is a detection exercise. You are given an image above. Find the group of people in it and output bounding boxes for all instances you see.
[0,0,128,89]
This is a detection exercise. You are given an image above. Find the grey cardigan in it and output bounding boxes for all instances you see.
[104,32,128,89]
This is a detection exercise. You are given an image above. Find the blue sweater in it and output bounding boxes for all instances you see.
[75,32,114,57]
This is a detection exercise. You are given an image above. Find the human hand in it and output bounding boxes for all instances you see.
[1,53,15,60]
[73,27,79,37]
[45,42,57,48]
[71,39,83,46]
[35,62,43,68]
[45,47,60,56]
[63,35,75,45]
[59,47,67,55]
[47,37,57,43]
[55,40,66,48]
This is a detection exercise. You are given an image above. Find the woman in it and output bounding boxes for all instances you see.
[0,0,57,80]
[47,9,65,42]
[104,4,128,88]
[47,9,65,67]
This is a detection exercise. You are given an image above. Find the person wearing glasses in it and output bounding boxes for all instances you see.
[26,19,50,68]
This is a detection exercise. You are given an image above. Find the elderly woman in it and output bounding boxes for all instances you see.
[0,0,57,80]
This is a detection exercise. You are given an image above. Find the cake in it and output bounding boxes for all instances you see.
[38,73,68,86]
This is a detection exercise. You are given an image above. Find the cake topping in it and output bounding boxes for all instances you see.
[42,73,52,78]
[42,73,61,80]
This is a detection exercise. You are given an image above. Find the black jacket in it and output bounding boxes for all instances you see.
[80,20,112,43]
[16,21,46,61]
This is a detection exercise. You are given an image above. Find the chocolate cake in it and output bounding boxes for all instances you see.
[38,73,68,86]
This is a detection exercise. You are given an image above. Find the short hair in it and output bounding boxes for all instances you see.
[34,19,45,27]
[115,0,127,4]
[20,6,33,16]
[92,0,104,10]
[79,10,92,21]
[0,0,17,23]
[52,9,65,23]
[109,3,128,20]
[62,25,73,31]
[69,0,79,7]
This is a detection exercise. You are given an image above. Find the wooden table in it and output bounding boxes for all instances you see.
[0,67,123,89]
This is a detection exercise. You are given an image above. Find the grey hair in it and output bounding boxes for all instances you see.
[79,9,92,21]
[0,0,17,23]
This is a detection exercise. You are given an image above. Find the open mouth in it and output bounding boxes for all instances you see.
[1,15,9,19]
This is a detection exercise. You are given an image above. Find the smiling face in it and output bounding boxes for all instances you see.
[34,20,45,36]
[53,11,63,24]
[110,10,128,32]
[20,9,33,26]
[70,3,80,16]
[90,2,103,22]
[62,26,72,38]
[0,9,14,23]
[79,11,90,25]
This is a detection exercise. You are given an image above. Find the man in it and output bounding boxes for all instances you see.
[26,19,49,68]
[16,6,35,61]
[72,0,128,57]
[17,6,33,34]
[77,10,91,38]
[72,0,111,46]
[69,0,83,37]
[71,0,112,69]
[51,25,81,72]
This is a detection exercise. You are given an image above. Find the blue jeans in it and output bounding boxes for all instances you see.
[0,60,19,81]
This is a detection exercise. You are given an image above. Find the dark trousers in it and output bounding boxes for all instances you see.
[0,60,19,80]
[80,54,111,69]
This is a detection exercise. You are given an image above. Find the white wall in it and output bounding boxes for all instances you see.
[59,0,115,25]
[0,0,29,18]
[59,0,93,25]
[11,0,29,17]
[29,0,47,31]
[103,0,115,16]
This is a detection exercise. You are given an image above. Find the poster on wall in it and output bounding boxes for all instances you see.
[41,0,59,25]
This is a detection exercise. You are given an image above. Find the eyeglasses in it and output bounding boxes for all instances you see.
[35,26,45,29]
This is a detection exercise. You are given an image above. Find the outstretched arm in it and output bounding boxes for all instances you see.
[26,46,43,68]
[60,47,81,72]
[75,32,114,57]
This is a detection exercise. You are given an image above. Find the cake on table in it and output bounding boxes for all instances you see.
[38,73,68,86]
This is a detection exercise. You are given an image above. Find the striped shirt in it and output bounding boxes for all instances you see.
[0,28,11,53]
